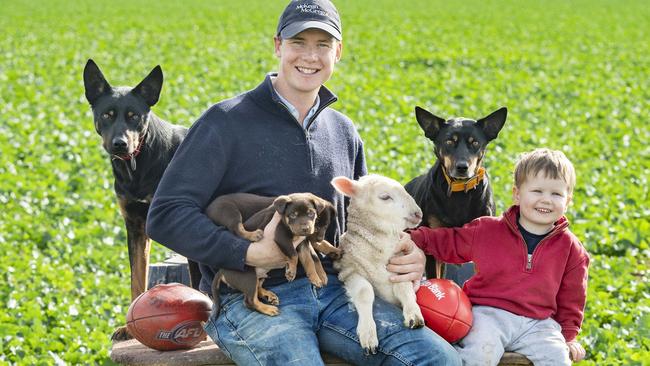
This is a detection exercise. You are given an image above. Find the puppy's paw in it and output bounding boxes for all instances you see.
[257,303,280,317]
[250,229,264,242]
[285,268,297,282]
[307,276,324,288]
[111,325,132,341]
[327,247,343,260]
[357,322,379,355]
[319,273,328,286]
[259,289,280,305]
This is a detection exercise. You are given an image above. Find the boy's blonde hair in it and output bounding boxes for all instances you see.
[514,148,576,194]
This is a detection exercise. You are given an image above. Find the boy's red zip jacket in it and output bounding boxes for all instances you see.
[410,205,589,341]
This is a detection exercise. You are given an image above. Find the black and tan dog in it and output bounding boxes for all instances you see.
[206,192,340,316]
[405,106,507,279]
[83,59,201,340]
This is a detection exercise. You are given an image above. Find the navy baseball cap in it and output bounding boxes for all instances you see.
[277,0,342,41]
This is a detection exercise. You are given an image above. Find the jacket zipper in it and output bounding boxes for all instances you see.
[274,97,336,171]
[505,217,563,272]
[305,98,335,130]
[274,97,335,136]
[526,229,567,270]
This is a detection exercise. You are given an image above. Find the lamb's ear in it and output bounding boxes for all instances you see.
[273,195,291,214]
[331,176,358,197]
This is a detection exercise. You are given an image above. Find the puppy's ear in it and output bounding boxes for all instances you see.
[477,107,507,142]
[83,59,112,105]
[312,197,327,214]
[327,203,337,217]
[132,65,163,107]
[273,195,292,214]
[331,176,358,198]
[415,106,446,141]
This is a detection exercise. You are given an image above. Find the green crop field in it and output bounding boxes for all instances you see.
[1,0,648,364]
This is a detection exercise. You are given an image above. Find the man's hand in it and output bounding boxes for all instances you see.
[567,341,586,362]
[244,212,303,268]
[387,232,425,291]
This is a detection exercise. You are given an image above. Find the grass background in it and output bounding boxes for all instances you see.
[1,0,648,364]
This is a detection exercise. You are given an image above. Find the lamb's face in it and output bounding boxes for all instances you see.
[353,175,423,230]
[361,177,422,229]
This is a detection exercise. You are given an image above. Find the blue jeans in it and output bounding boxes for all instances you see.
[205,275,460,366]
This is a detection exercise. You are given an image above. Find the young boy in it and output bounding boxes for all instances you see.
[408,148,589,365]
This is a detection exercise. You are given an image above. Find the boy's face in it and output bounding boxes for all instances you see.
[273,28,342,97]
[513,172,572,234]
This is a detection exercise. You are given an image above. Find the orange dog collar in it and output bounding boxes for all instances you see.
[442,167,485,193]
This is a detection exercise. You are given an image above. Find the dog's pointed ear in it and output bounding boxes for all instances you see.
[477,107,507,142]
[273,195,292,214]
[415,106,446,140]
[331,176,358,198]
[83,59,112,105]
[132,65,163,107]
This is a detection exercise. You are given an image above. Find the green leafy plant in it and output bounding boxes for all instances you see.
[1,0,648,364]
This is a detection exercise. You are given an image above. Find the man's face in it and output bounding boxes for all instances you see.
[274,28,342,97]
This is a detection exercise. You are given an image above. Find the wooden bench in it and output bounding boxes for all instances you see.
[110,339,350,366]
[122,257,531,365]
[111,338,531,365]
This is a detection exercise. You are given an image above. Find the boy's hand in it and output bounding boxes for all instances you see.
[387,232,425,291]
[567,341,585,362]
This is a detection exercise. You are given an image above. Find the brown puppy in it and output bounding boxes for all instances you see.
[206,192,339,316]
[292,195,341,288]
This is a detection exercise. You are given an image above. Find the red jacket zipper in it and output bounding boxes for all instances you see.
[505,216,567,272]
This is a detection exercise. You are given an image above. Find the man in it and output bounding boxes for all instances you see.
[147,1,460,364]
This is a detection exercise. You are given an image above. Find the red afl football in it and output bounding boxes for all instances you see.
[126,283,212,351]
[416,278,472,343]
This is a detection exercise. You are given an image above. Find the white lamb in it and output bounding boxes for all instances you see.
[331,174,425,354]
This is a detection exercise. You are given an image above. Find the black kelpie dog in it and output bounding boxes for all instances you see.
[405,106,507,280]
[207,193,340,316]
[83,59,201,340]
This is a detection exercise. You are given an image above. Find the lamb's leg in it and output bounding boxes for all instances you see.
[344,273,379,354]
[393,281,424,329]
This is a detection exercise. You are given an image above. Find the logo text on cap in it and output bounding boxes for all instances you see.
[296,4,328,17]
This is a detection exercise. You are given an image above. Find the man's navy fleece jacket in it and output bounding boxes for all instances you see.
[146,74,366,293]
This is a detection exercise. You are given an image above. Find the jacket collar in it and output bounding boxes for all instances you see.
[249,73,338,120]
